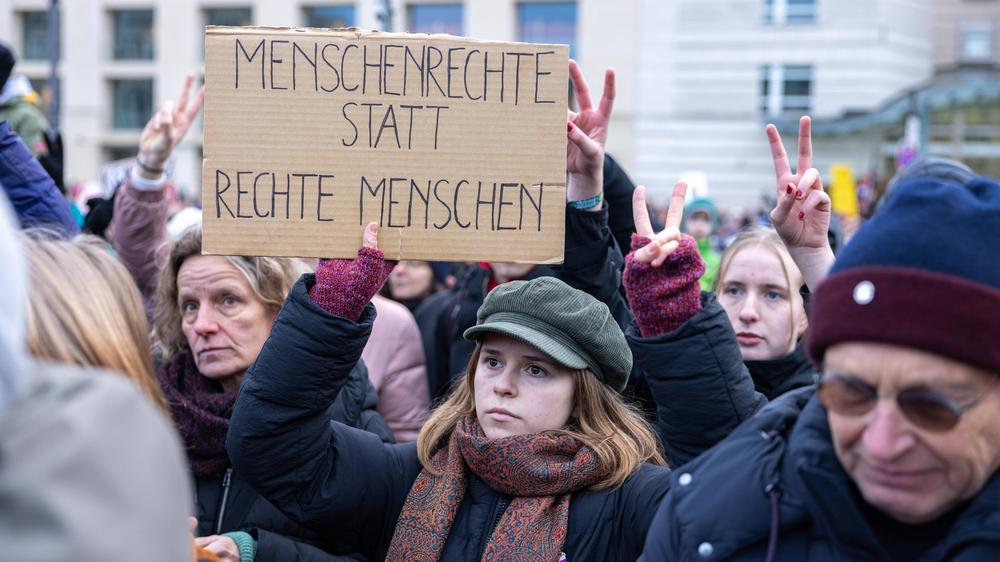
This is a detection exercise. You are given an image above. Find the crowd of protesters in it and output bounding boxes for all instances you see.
[1,37,999,562]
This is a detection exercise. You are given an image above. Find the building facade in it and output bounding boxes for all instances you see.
[0,0,996,207]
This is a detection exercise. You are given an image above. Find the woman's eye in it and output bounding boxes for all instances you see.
[724,287,742,297]
[526,365,548,378]
[222,295,239,306]
[486,358,502,369]
[181,301,197,314]
[765,291,784,301]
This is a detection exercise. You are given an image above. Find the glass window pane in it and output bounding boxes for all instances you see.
[786,0,816,23]
[407,4,463,35]
[112,10,155,60]
[962,25,994,61]
[518,2,577,59]
[303,5,356,28]
[782,65,812,113]
[762,0,775,24]
[205,7,253,27]
[112,79,153,130]
[105,145,139,163]
[21,11,49,60]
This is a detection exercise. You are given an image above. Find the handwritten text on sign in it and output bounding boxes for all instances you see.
[202,27,568,262]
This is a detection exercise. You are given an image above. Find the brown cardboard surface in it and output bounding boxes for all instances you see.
[202,26,568,263]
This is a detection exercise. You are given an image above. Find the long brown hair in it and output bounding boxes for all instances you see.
[22,233,168,415]
[417,344,667,489]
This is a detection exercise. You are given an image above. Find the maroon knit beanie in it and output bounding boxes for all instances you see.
[808,167,1000,374]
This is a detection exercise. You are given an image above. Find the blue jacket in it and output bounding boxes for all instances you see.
[641,388,1000,561]
[0,120,77,236]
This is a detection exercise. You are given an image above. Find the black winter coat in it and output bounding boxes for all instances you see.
[198,351,392,562]
[627,293,768,467]
[744,346,818,401]
[228,275,672,562]
[641,388,1000,561]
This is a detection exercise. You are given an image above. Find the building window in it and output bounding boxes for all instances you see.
[763,0,816,25]
[303,5,356,29]
[20,11,49,60]
[961,23,994,62]
[112,10,155,60]
[112,79,154,130]
[105,145,140,163]
[759,64,813,116]
[518,2,577,58]
[205,7,253,27]
[407,4,463,35]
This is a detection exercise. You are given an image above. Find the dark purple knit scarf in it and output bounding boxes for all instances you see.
[156,352,237,479]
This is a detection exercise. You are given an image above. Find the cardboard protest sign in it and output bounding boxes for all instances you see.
[202,26,569,263]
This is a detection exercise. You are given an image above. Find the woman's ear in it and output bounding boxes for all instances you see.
[796,308,809,339]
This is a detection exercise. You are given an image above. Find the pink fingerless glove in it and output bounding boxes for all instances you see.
[623,233,706,337]
[309,247,395,322]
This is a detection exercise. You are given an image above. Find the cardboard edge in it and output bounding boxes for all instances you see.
[204,25,569,51]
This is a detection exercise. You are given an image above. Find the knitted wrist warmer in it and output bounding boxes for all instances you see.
[309,247,395,321]
[221,531,257,562]
[623,233,705,337]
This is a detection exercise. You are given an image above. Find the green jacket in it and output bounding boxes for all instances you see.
[696,237,720,292]
[0,78,49,155]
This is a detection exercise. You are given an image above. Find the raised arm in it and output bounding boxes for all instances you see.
[111,73,203,297]
[555,61,633,328]
[765,116,835,291]
[624,182,766,466]
[226,224,420,561]
[0,120,77,236]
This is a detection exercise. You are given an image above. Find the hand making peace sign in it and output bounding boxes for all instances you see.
[765,116,832,250]
[631,180,688,267]
[566,60,615,205]
[138,72,205,174]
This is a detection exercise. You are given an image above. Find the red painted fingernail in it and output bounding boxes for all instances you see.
[795,189,803,198]
[567,122,573,132]
[787,183,796,192]
[786,185,793,194]
[798,211,805,220]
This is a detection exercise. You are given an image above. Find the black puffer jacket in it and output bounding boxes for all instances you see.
[227,275,672,562]
[627,293,768,467]
[641,388,1000,561]
[745,345,818,401]
[196,351,392,562]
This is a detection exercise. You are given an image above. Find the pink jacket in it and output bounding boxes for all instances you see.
[364,296,430,442]
[112,181,170,299]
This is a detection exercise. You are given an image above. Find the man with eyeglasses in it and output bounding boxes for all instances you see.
[641,160,1000,561]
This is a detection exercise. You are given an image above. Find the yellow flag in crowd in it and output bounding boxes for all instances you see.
[829,164,860,218]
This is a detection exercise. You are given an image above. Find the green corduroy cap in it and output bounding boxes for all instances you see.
[463,277,632,392]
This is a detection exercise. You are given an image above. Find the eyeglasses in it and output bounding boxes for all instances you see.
[817,374,995,432]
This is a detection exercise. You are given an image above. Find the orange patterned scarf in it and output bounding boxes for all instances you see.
[387,415,608,561]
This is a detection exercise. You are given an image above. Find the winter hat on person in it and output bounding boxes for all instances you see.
[683,198,719,232]
[464,276,632,391]
[0,43,14,89]
[808,171,1000,374]
[876,157,976,214]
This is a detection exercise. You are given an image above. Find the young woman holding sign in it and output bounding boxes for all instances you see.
[225,61,731,562]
